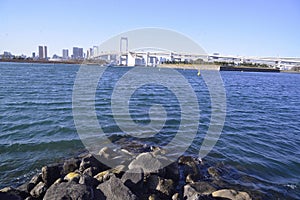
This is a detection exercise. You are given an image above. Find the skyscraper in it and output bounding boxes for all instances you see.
[38,46,43,59]
[72,47,84,59]
[44,46,47,60]
[62,49,69,59]
[79,48,83,59]
[73,47,79,59]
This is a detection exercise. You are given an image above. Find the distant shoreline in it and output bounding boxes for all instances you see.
[0,58,83,65]
[1,59,299,74]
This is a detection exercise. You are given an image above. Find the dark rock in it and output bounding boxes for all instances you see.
[79,174,99,188]
[121,167,144,191]
[178,156,201,181]
[146,175,175,197]
[164,161,179,182]
[183,182,216,199]
[79,154,109,173]
[83,167,100,177]
[0,187,25,200]
[42,164,62,186]
[97,175,138,200]
[16,183,30,198]
[0,191,22,200]
[29,181,47,198]
[172,192,180,200]
[43,181,94,200]
[27,173,42,192]
[63,157,81,174]
[186,174,198,184]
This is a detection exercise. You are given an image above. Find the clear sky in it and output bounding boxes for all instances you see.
[1,0,300,57]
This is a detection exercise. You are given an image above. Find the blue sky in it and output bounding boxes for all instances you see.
[1,0,299,57]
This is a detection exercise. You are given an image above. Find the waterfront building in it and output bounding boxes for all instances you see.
[72,47,84,59]
[62,49,69,60]
[44,46,48,60]
[79,48,83,59]
[38,46,44,59]
[89,48,93,58]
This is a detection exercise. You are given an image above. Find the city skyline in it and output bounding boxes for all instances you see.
[1,0,300,58]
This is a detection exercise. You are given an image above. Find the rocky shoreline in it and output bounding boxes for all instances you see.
[0,145,257,200]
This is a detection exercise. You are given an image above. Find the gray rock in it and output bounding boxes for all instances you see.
[42,164,62,186]
[43,181,94,200]
[97,175,138,200]
[79,174,99,187]
[212,189,252,200]
[98,146,118,159]
[30,181,47,198]
[128,152,164,175]
[184,182,216,199]
[63,157,81,174]
[121,167,144,191]
[27,173,42,192]
[83,167,100,177]
[146,175,175,197]
[79,154,108,173]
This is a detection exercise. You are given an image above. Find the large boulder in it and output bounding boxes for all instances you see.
[128,152,164,175]
[212,189,252,200]
[146,175,175,197]
[26,173,42,193]
[183,182,216,199]
[97,175,138,200]
[43,181,95,200]
[63,157,81,174]
[42,164,62,186]
[29,181,47,198]
[79,154,109,173]
[79,174,99,188]
[121,167,144,191]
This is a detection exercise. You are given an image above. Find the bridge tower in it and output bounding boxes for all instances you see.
[119,37,128,65]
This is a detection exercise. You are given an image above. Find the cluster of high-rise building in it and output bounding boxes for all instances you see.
[31,46,86,61]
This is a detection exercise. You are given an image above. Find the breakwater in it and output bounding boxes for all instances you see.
[220,66,280,72]
[0,145,256,200]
